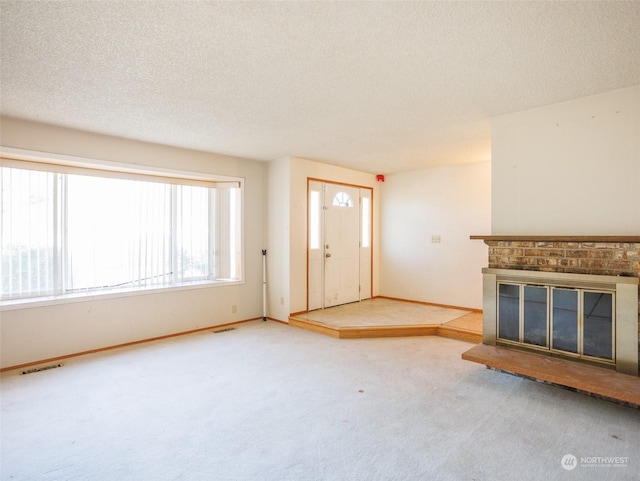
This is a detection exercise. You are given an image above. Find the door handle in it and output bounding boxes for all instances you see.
[325,253,331,258]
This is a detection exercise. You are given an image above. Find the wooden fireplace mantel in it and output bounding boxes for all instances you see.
[470,235,640,243]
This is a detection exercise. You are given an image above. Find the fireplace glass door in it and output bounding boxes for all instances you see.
[497,282,615,364]
[583,291,613,360]
[523,285,548,347]
[498,283,519,342]
[551,288,579,354]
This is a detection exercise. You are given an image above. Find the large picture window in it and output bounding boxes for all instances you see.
[1,158,243,302]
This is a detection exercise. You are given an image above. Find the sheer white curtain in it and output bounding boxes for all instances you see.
[65,174,173,291]
[175,184,209,282]
[2,160,243,301]
[1,168,57,298]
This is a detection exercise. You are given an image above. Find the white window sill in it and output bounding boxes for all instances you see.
[0,279,244,312]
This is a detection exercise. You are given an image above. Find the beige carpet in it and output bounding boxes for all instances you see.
[2,320,638,480]
[293,297,472,327]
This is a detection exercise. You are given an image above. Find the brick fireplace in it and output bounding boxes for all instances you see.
[471,236,640,376]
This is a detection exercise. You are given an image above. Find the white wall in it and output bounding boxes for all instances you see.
[0,117,268,368]
[492,85,640,235]
[266,157,291,321]
[380,162,491,310]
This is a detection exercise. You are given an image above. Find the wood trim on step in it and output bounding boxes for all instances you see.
[437,326,483,344]
[289,316,481,342]
[339,325,439,339]
[376,296,482,313]
[289,318,341,338]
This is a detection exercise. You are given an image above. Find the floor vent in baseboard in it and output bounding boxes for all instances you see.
[212,327,236,334]
[21,364,63,375]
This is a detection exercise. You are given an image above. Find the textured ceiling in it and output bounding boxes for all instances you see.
[1,1,639,174]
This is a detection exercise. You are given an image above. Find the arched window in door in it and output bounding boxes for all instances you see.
[332,191,354,207]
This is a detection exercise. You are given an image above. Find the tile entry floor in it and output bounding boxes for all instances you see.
[292,297,482,332]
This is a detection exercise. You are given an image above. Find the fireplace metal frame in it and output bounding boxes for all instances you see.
[482,268,639,376]
[496,282,616,366]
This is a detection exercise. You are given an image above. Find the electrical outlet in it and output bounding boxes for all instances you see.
[431,235,441,243]
[231,305,237,313]
[280,297,284,305]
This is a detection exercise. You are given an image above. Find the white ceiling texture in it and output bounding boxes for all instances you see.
[2,1,639,174]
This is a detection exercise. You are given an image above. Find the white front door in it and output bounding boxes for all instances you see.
[323,183,360,308]
[308,181,371,310]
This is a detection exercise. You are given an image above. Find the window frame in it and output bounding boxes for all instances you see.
[1,147,245,311]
